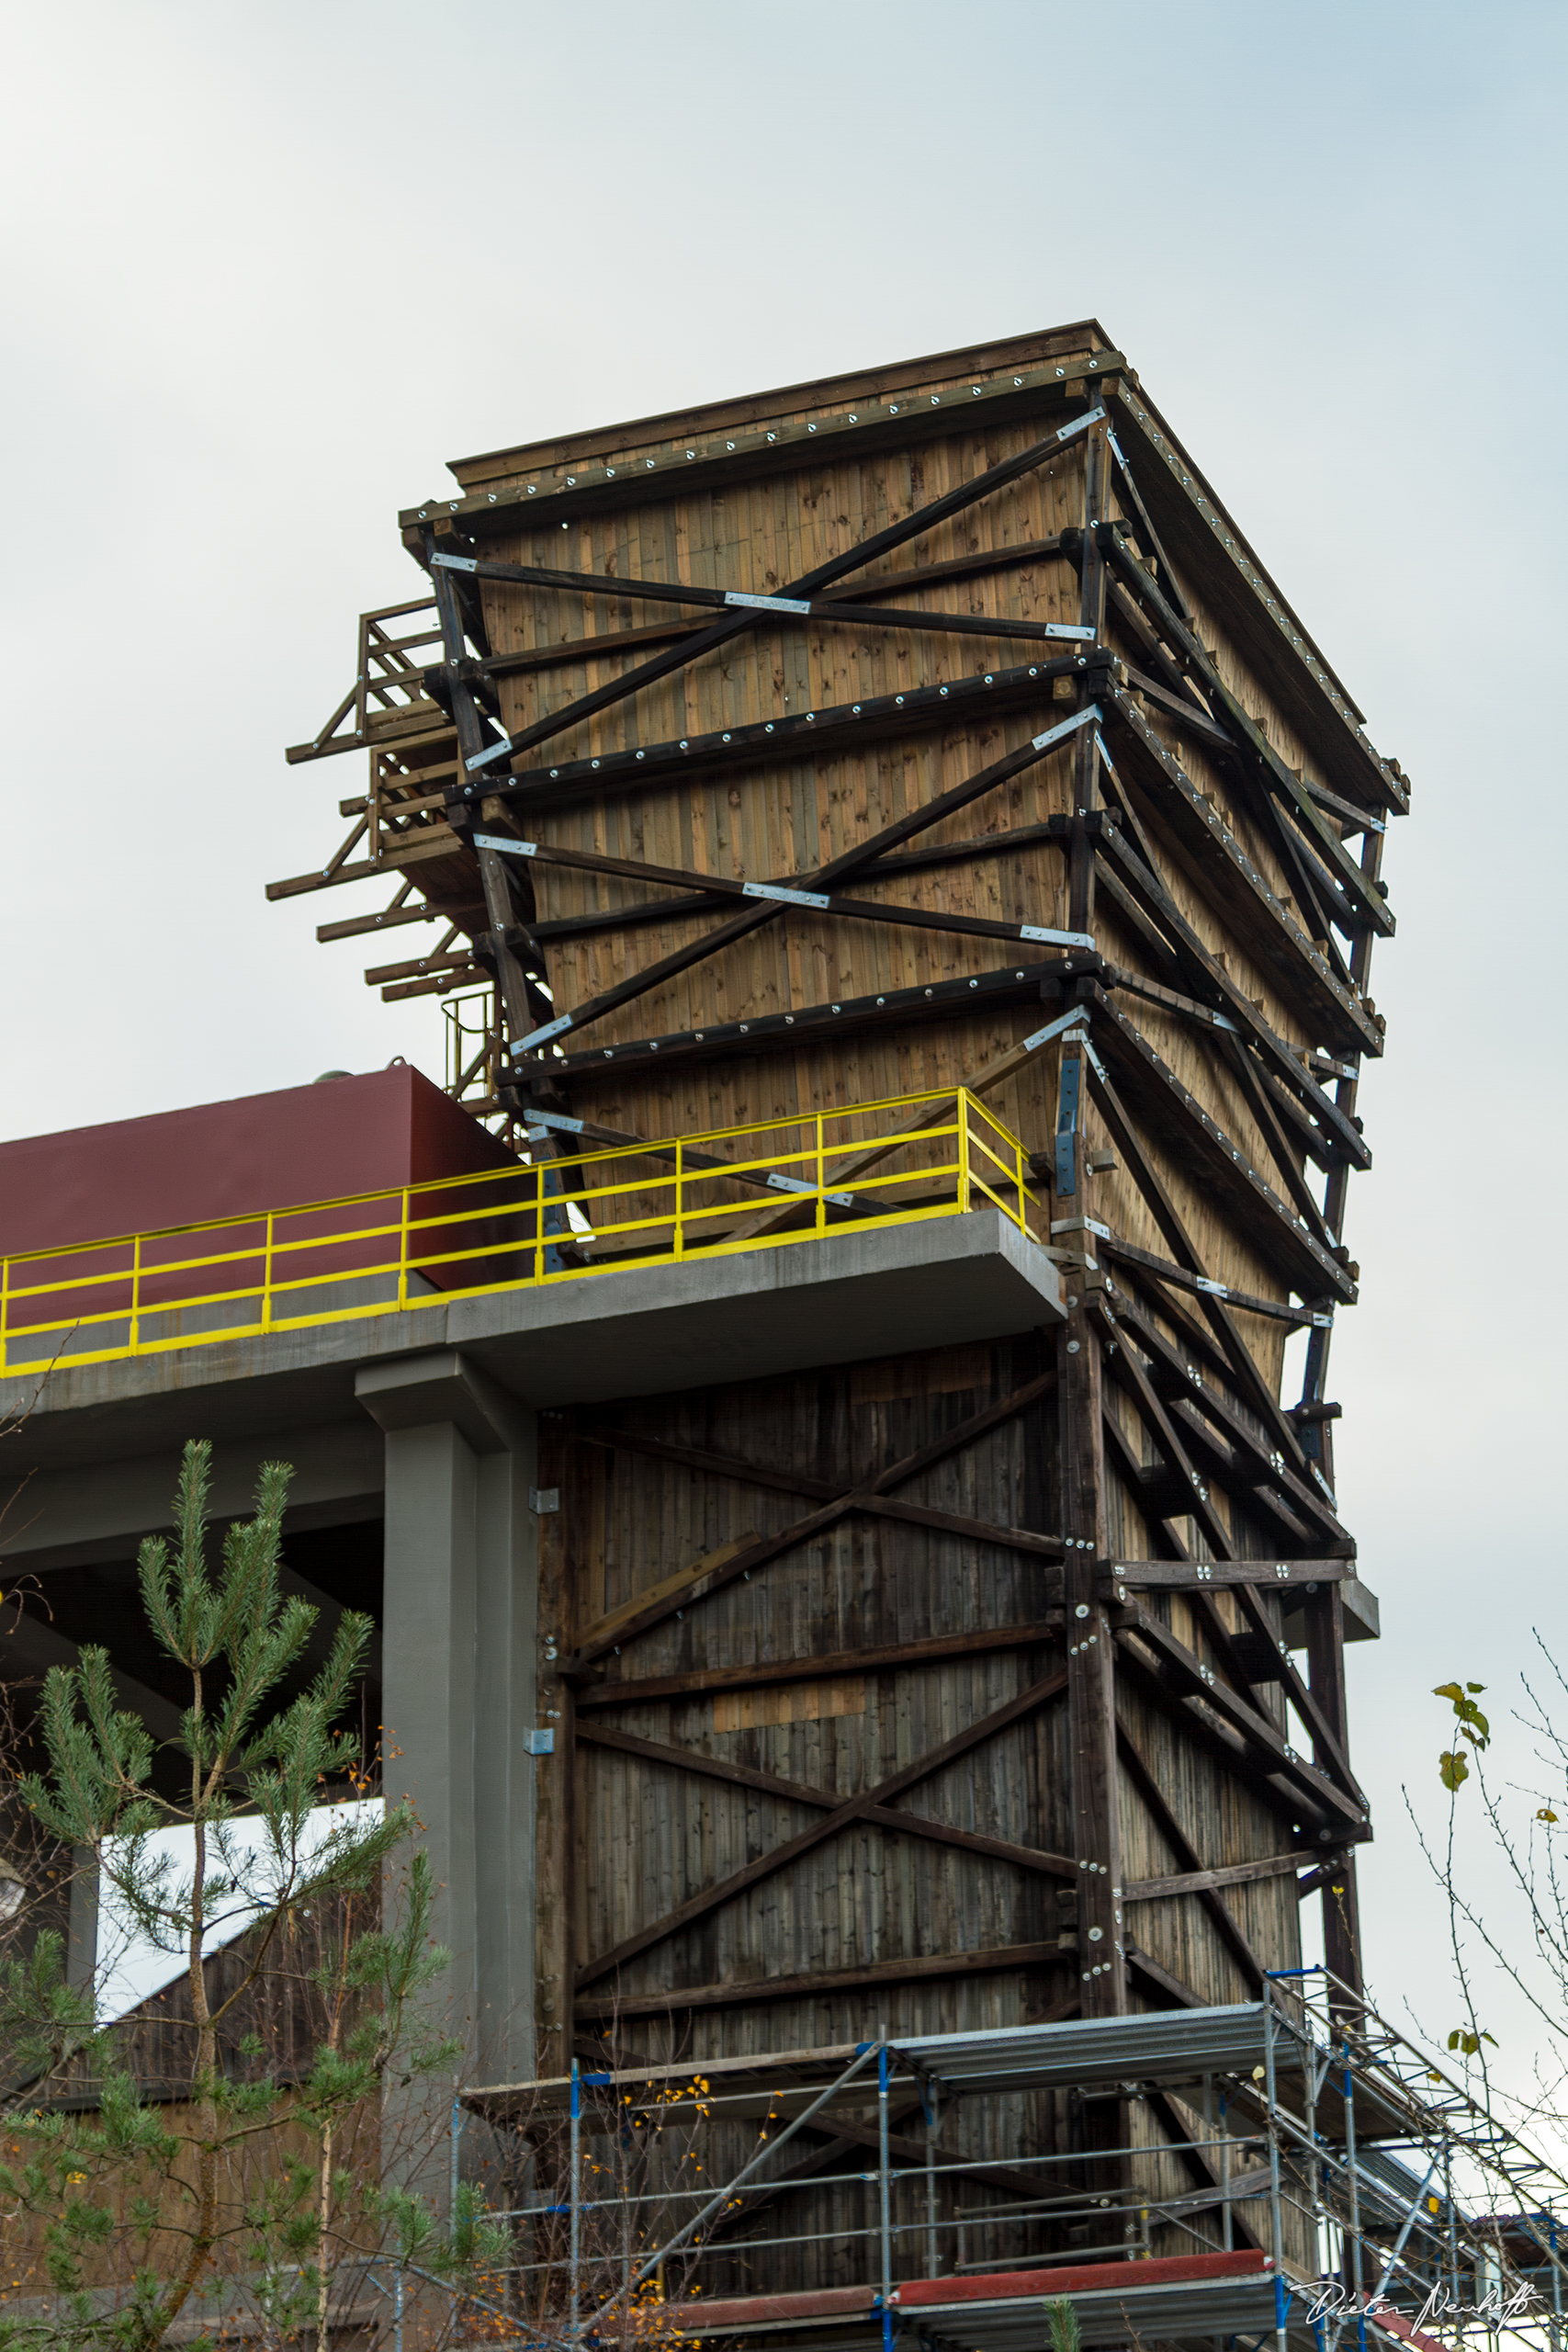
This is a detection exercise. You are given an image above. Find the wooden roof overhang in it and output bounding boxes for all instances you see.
[411,325,1400,819]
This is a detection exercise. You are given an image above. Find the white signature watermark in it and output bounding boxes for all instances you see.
[1301,2280,1547,2332]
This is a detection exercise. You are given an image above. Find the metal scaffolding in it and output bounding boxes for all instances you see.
[452,1973,1566,2352]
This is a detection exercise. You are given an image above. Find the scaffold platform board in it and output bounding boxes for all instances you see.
[468,2007,1414,2144]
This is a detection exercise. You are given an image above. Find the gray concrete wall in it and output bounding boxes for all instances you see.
[357,1351,540,2097]
[0,1419,383,1573]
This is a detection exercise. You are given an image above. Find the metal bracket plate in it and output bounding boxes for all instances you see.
[1055,1054,1082,1197]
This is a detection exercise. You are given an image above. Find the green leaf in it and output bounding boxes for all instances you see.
[1433,1682,1465,1704]
[1466,1681,1486,1693]
[1439,1749,1470,1792]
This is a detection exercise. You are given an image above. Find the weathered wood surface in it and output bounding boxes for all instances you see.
[268,323,1400,2289]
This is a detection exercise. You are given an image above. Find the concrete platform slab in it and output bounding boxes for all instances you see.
[1,1208,1062,1482]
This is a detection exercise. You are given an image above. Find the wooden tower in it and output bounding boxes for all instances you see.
[269,323,1401,2168]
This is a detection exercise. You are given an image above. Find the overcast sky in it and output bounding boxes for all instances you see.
[4,0,1565,2100]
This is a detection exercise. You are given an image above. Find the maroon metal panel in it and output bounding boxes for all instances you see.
[892,2251,1272,2309]
[658,2256,1271,2335]
[0,1067,514,1258]
[0,1069,529,1340]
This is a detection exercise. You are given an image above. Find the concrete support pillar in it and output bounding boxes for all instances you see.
[355,1351,540,2146]
[472,1441,539,2082]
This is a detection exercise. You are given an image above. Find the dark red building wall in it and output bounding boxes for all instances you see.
[0,1065,516,1256]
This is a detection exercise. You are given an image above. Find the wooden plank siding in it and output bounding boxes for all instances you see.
[534,1332,1318,2288]
[545,1339,1086,2291]
[269,322,1399,2290]
[462,330,1385,2281]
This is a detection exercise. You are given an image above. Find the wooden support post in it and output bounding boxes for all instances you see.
[1305,1581,1363,2000]
[424,535,537,1050]
[1061,415,1123,2020]
[1069,413,1111,933]
[1299,821,1382,2004]
[536,1426,574,2061]
[1057,1100,1122,2012]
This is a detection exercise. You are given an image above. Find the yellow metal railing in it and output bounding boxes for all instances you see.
[0,1089,1040,1378]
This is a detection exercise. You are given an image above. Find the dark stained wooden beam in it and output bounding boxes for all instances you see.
[1104,1560,1354,1597]
[1105,379,1404,816]
[1109,1287,1349,1547]
[1122,1850,1311,1903]
[573,1419,840,1502]
[1114,1632,1309,1835]
[506,705,1102,1060]
[446,547,1093,655]
[1295,1854,1353,1903]
[1105,578,1222,729]
[571,1493,1066,1660]
[574,1668,1068,1988]
[698,2097,927,2241]
[1078,1036,1317,1476]
[1101,1295,1238,1568]
[1099,691,1381,1056]
[426,540,539,1049]
[1103,1347,1314,1767]
[1055,598,1128,2025]
[1101,1350,1363,1808]
[465,403,1108,777]
[471,820,1086,971]
[1082,984,1349,1303]
[1117,1608,1363,1831]
[1138,2086,1265,2253]
[1093,821,1372,1148]
[540,950,1082,1083]
[1100,1235,1319,1329]
[459,651,1087,820]
[1103,431,1197,629]
[1117,1719,1265,1990]
[576,1721,1077,1885]
[1127,1946,1208,2008]
[418,347,1122,534]
[570,1369,1058,1666]
[572,1620,1064,1710]
[1213,1023,1340,1247]
[1103,531,1394,940]
[532,820,1077,944]
[576,1944,1074,2024]
[1101,1395,1190,1522]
